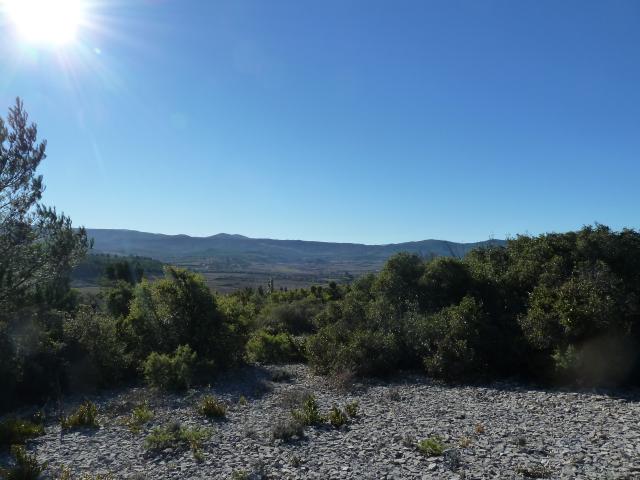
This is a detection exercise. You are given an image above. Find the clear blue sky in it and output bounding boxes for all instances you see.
[1,0,638,244]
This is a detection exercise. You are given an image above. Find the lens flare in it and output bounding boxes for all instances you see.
[4,0,84,46]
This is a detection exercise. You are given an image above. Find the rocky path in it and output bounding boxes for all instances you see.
[8,364,640,479]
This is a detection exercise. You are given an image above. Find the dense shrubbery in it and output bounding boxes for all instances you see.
[143,345,197,391]
[245,330,303,364]
[307,225,640,386]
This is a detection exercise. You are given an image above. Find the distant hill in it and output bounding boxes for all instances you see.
[85,229,506,292]
[86,229,505,263]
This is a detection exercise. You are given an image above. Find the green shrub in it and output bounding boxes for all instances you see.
[245,331,302,364]
[230,471,250,480]
[197,395,226,418]
[421,296,485,380]
[0,445,47,480]
[373,252,425,312]
[417,436,445,456]
[125,403,154,433]
[291,395,324,426]
[0,418,44,450]
[307,325,400,376]
[271,418,304,442]
[125,267,242,368]
[61,401,99,430]
[327,406,348,428]
[420,257,475,311]
[270,368,293,382]
[104,280,135,318]
[344,401,359,418]
[143,345,197,391]
[144,422,211,459]
[63,307,131,388]
[256,299,319,335]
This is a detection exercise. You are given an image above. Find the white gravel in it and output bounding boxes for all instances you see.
[6,364,640,479]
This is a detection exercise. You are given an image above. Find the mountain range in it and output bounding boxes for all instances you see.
[85,229,506,291]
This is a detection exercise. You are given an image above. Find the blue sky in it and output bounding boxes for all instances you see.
[1,0,639,244]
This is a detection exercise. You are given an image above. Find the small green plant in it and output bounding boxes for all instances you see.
[417,436,445,456]
[344,400,359,418]
[291,395,324,426]
[271,418,304,442]
[0,418,44,450]
[270,369,292,382]
[143,345,197,391]
[144,422,210,459]
[58,466,72,480]
[61,401,99,430]
[197,395,227,418]
[238,395,248,406]
[327,405,348,428]
[230,470,250,480]
[125,403,154,433]
[0,445,47,480]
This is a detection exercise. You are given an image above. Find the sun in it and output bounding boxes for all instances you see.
[4,0,84,46]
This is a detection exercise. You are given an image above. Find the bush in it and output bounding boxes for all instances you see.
[0,445,46,480]
[417,436,445,456]
[125,403,154,433]
[344,401,359,418]
[307,325,400,376]
[291,395,324,426]
[145,422,210,459]
[245,330,302,364]
[63,307,131,389]
[104,280,134,318]
[327,406,347,428]
[420,257,475,312]
[256,299,319,335]
[421,296,486,380]
[197,395,227,418]
[61,400,99,430]
[271,418,304,442]
[125,267,241,368]
[270,368,293,382]
[143,345,197,391]
[0,418,44,450]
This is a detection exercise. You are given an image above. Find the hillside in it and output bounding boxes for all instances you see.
[85,229,505,291]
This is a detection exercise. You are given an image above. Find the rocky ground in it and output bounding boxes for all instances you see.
[3,364,640,479]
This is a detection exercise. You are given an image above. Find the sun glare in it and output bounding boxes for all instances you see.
[4,0,84,46]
